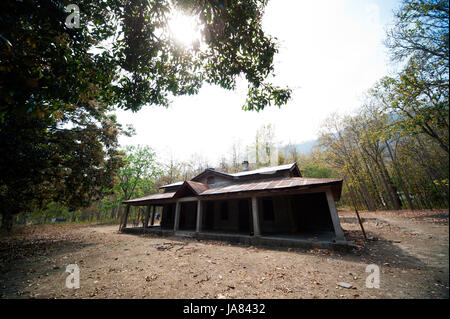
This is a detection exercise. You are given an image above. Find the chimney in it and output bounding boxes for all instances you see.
[242,161,249,171]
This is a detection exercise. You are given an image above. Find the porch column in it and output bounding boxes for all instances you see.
[122,204,130,230]
[174,201,181,232]
[196,200,203,233]
[325,190,346,243]
[251,196,261,236]
[150,205,156,226]
[144,205,151,228]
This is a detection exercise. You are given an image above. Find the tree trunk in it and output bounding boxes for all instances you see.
[385,141,415,210]
[375,158,402,210]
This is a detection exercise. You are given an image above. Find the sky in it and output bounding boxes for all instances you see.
[116,0,400,165]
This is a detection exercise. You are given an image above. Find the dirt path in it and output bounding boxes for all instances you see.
[0,209,448,299]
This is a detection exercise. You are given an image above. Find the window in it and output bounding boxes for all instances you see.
[262,199,275,221]
[220,201,229,220]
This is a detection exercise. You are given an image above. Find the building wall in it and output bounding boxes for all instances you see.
[196,174,233,187]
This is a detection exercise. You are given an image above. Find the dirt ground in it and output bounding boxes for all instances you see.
[0,209,448,299]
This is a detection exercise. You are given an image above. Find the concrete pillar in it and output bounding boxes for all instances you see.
[122,204,130,230]
[174,201,181,232]
[144,205,151,228]
[196,200,203,233]
[251,196,261,236]
[325,190,346,243]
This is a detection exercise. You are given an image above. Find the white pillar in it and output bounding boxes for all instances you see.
[174,201,181,232]
[325,190,346,243]
[251,197,261,236]
[196,200,203,233]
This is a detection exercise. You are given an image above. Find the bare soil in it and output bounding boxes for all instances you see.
[0,209,448,299]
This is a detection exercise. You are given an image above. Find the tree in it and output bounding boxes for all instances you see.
[249,124,277,167]
[0,0,291,122]
[0,0,291,231]
[0,113,125,231]
[114,145,161,202]
[378,0,449,153]
[385,0,448,72]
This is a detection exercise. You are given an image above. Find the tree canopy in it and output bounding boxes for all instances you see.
[0,0,291,122]
[0,0,291,231]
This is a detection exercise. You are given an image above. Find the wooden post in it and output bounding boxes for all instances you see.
[150,205,156,226]
[196,200,203,233]
[349,191,367,240]
[174,201,181,232]
[251,196,261,236]
[144,205,151,228]
[325,191,346,243]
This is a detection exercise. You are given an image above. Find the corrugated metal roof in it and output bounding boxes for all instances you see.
[123,177,342,205]
[200,177,342,196]
[159,163,300,189]
[230,163,297,177]
[123,192,175,204]
[159,181,184,189]
[186,180,210,193]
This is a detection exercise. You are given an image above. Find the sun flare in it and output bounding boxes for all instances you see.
[168,10,202,47]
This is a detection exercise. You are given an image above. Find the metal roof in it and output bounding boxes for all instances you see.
[159,163,300,189]
[229,163,297,177]
[123,192,176,204]
[200,177,342,198]
[159,181,184,189]
[124,176,342,205]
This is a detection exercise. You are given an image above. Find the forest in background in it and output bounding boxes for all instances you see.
[2,0,448,228]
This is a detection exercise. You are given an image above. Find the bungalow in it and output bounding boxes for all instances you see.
[121,162,348,248]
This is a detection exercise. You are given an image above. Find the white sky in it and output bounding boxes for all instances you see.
[117,0,400,165]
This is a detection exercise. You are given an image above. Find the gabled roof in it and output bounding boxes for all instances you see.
[123,176,343,205]
[190,168,234,182]
[173,181,210,198]
[159,163,301,189]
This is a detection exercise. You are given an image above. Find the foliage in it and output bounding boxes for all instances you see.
[0,0,291,231]
[0,112,125,230]
[0,0,291,122]
[113,145,162,201]
[378,0,449,153]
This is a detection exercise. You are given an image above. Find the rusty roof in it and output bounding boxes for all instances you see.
[200,177,342,200]
[123,192,175,204]
[124,177,343,205]
[186,181,210,193]
[173,180,210,198]
[159,163,301,189]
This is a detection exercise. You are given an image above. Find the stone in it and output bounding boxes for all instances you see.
[337,282,353,289]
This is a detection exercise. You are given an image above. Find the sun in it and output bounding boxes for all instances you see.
[168,10,202,47]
